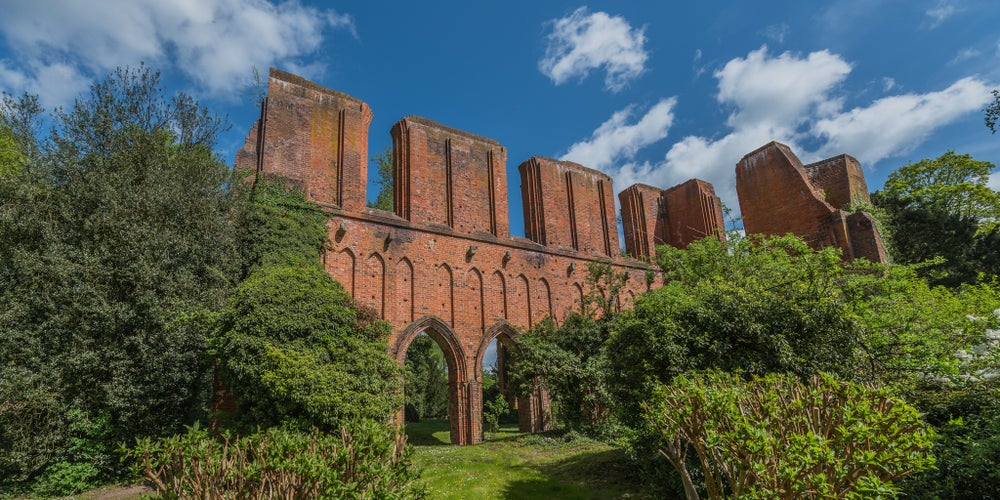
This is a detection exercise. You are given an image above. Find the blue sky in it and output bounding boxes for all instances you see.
[2,0,999,238]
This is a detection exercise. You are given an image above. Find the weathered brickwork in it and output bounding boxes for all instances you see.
[618,179,726,259]
[235,70,883,445]
[736,142,887,263]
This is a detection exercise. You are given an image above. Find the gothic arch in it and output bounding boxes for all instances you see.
[393,257,414,323]
[364,252,386,318]
[393,314,467,382]
[328,248,355,297]
[474,320,521,377]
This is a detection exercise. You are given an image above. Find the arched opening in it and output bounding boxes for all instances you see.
[480,335,519,440]
[394,316,470,445]
[475,323,552,440]
[403,333,450,445]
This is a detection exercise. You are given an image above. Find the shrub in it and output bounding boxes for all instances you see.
[125,421,425,499]
[643,371,936,499]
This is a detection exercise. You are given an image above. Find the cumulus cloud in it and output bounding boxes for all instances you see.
[812,77,991,163]
[539,7,648,92]
[561,45,993,216]
[0,0,354,106]
[715,46,851,128]
[561,98,676,170]
[990,172,1000,191]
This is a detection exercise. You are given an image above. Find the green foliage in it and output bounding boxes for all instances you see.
[508,263,627,435]
[902,381,1000,499]
[608,235,1000,426]
[214,182,403,431]
[125,422,424,499]
[874,150,1000,285]
[986,89,1000,135]
[873,191,1000,286]
[882,150,999,231]
[0,125,23,175]
[0,65,236,491]
[368,146,394,211]
[404,335,449,421]
[483,392,511,438]
[644,371,936,499]
[609,236,857,424]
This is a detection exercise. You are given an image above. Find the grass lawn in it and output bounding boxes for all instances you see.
[406,420,649,499]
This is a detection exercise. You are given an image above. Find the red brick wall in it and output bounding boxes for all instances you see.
[736,141,886,263]
[518,157,618,258]
[619,180,725,258]
[661,179,726,250]
[236,71,884,444]
[619,184,664,259]
[236,68,372,211]
[391,117,509,237]
[803,154,870,209]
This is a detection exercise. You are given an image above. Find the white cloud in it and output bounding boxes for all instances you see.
[539,7,647,92]
[990,172,1000,191]
[0,0,354,106]
[812,77,991,164]
[926,0,959,29]
[561,98,676,170]
[760,23,790,44]
[882,77,896,91]
[715,46,851,128]
[561,46,993,217]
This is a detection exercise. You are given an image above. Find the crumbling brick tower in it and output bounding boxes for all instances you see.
[735,141,887,263]
[234,69,726,445]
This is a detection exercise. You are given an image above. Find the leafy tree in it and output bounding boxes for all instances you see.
[644,371,936,499]
[608,236,857,425]
[874,150,1000,286]
[368,146,393,211]
[213,181,403,431]
[0,124,23,175]
[404,335,449,421]
[0,65,238,493]
[986,89,1000,134]
[881,150,999,232]
[508,263,626,434]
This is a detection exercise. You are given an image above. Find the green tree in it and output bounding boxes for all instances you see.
[404,335,449,421]
[644,371,937,499]
[508,263,626,434]
[874,151,1000,285]
[213,181,403,431]
[986,89,1000,134]
[881,150,999,231]
[0,65,237,493]
[368,146,393,211]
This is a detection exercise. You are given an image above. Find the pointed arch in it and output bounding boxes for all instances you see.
[393,257,414,323]
[435,263,455,327]
[509,274,531,328]
[328,248,355,298]
[474,321,521,376]
[486,270,507,322]
[535,277,553,323]
[465,267,485,334]
[573,282,584,314]
[363,252,386,318]
[393,315,467,381]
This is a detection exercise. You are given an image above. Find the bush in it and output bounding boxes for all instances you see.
[643,371,936,499]
[125,421,425,499]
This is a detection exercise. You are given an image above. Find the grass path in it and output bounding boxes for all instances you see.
[406,420,648,499]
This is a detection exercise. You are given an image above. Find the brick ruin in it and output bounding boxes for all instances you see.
[235,69,885,445]
[736,142,887,262]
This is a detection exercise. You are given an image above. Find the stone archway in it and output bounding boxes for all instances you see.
[393,315,475,445]
[474,322,552,439]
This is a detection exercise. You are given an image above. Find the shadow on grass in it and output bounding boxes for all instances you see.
[500,446,647,499]
[405,419,451,446]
